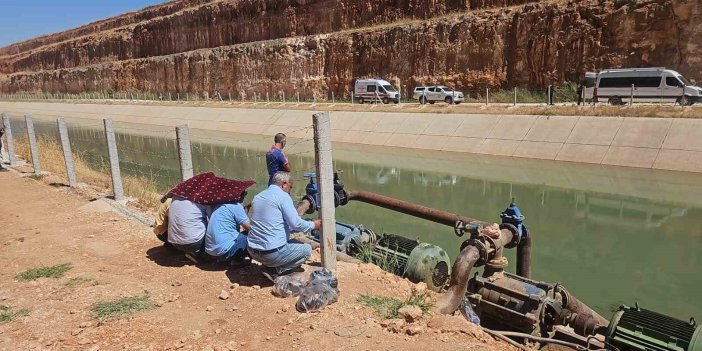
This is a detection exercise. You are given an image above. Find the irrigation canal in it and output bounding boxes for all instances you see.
[12,117,702,321]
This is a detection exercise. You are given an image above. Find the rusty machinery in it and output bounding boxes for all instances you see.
[300,173,699,350]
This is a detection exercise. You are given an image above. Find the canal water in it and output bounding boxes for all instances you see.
[13,117,702,321]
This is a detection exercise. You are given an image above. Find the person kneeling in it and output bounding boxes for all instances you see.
[205,190,251,267]
[247,172,320,282]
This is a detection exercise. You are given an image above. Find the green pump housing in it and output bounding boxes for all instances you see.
[373,234,451,292]
[606,304,702,351]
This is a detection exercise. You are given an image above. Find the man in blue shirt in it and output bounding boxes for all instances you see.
[205,191,251,266]
[266,133,291,185]
[248,171,320,282]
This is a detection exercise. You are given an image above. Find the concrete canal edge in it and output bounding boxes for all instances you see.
[2,101,702,173]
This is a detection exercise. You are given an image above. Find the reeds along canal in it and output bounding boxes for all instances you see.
[13,118,702,321]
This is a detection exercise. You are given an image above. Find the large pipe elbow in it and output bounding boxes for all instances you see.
[435,246,480,314]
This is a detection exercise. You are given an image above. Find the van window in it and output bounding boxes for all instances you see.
[382,85,396,92]
[666,76,683,87]
[367,85,376,93]
[427,87,436,92]
[599,76,661,88]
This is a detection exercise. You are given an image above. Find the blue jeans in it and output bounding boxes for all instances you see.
[220,235,248,262]
[248,240,312,274]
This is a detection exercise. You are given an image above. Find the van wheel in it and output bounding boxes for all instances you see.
[608,97,623,106]
[359,98,364,104]
[677,95,692,106]
[445,97,453,104]
[382,97,389,104]
[419,96,427,105]
[429,101,435,105]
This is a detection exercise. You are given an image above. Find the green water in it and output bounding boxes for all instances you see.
[15,118,702,321]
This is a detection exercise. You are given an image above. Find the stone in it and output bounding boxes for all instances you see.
[171,281,182,287]
[205,306,214,312]
[218,290,230,300]
[252,285,260,290]
[397,305,423,323]
[167,294,180,302]
[225,303,238,311]
[406,324,426,336]
[87,346,100,351]
[71,329,83,336]
[77,338,92,345]
[380,319,405,333]
[229,283,239,289]
[79,321,92,328]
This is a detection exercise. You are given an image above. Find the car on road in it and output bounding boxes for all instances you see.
[413,86,464,104]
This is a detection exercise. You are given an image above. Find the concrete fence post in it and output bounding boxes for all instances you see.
[229,91,232,101]
[57,117,77,187]
[332,92,335,104]
[513,87,517,106]
[485,88,489,105]
[176,124,194,181]
[25,115,42,175]
[297,92,300,103]
[351,92,354,104]
[312,111,337,271]
[103,118,124,201]
[282,91,286,103]
[630,84,634,106]
[266,92,270,103]
[2,113,17,166]
[547,85,553,105]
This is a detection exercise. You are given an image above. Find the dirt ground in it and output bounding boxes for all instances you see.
[0,170,515,351]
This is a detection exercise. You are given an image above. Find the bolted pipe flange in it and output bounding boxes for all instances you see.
[486,256,509,270]
[461,238,489,267]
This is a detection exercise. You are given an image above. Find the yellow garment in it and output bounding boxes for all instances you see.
[153,198,172,236]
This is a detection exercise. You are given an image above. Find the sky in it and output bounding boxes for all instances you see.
[0,0,166,48]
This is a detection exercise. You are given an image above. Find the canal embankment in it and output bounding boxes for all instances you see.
[3,101,702,173]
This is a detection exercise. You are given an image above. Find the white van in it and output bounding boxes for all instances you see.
[582,72,597,102]
[594,68,701,106]
[354,79,400,104]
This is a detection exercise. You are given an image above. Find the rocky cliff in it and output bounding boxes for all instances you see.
[0,0,699,98]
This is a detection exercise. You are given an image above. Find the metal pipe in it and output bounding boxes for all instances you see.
[516,235,532,279]
[296,198,312,216]
[565,294,609,336]
[437,228,514,314]
[346,190,485,228]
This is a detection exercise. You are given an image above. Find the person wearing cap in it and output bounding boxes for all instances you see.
[248,171,320,281]
[205,189,252,266]
[266,133,291,185]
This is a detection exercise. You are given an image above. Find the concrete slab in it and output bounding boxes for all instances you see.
[566,116,623,145]
[348,115,380,132]
[512,141,563,160]
[451,115,500,138]
[476,139,521,156]
[394,115,432,134]
[441,136,484,153]
[487,115,538,140]
[555,144,609,164]
[601,146,659,168]
[373,115,404,133]
[653,149,702,173]
[362,131,393,146]
[414,135,449,151]
[423,115,464,136]
[338,130,366,144]
[612,118,672,148]
[524,116,579,143]
[661,118,702,152]
[330,129,348,143]
[384,133,416,149]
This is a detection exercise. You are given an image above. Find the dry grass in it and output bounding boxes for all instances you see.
[13,136,161,208]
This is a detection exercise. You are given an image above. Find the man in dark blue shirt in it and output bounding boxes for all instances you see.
[266,133,291,185]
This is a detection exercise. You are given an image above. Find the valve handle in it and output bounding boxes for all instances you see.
[454,220,465,237]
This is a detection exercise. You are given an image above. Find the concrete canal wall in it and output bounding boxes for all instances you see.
[2,101,702,173]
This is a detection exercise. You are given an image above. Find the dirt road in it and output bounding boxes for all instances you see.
[0,170,512,351]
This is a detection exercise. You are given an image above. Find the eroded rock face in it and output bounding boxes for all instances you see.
[0,0,699,98]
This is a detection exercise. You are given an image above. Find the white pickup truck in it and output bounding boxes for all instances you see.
[413,86,464,104]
